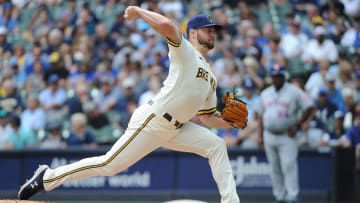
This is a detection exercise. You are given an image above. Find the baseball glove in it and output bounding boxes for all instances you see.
[221,92,248,129]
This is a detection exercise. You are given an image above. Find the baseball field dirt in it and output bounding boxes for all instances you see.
[0,201,58,203]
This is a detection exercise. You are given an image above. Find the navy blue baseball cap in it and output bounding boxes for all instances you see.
[270,64,286,76]
[186,14,222,34]
[48,74,60,83]
[242,77,256,90]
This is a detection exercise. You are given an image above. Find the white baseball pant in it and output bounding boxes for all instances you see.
[43,104,239,203]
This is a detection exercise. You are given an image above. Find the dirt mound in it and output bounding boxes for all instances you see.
[0,200,57,203]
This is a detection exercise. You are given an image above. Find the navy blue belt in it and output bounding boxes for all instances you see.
[148,100,183,129]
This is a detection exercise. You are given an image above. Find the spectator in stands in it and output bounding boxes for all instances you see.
[340,101,360,171]
[213,45,243,81]
[138,75,162,106]
[8,114,37,150]
[10,45,26,74]
[323,9,347,45]
[257,22,276,50]
[20,94,46,132]
[116,60,143,92]
[74,3,99,36]
[239,28,262,60]
[0,109,11,149]
[117,98,138,133]
[0,26,12,54]
[261,33,286,72]
[110,12,126,45]
[65,81,91,117]
[280,19,309,59]
[28,3,53,40]
[0,2,19,33]
[354,71,360,102]
[66,112,97,148]
[38,74,67,122]
[236,77,261,149]
[324,72,347,113]
[305,60,331,100]
[45,28,64,55]
[93,60,116,86]
[112,45,136,71]
[158,0,184,20]
[24,61,46,95]
[0,78,24,114]
[317,110,346,147]
[23,42,49,75]
[321,0,347,20]
[43,52,69,84]
[337,59,356,90]
[340,0,360,17]
[10,62,27,90]
[92,23,116,65]
[302,26,338,69]
[315,87,339,132]
[40,121,66,149]
[138,29,167,67]
[297,108,327,149]
[94,75,119,113]
[242,56,265,90]
[116,77,139,114]
[216,58,241,93]
[83,101,110,131]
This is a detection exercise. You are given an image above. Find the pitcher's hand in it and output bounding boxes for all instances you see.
[124,6,139,20]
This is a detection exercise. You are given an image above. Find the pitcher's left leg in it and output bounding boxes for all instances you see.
[163,122,239,203]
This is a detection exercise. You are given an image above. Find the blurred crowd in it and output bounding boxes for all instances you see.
[0,0,359,157]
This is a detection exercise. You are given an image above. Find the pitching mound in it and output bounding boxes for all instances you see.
[0,201,57,203]
[163,200,208,203]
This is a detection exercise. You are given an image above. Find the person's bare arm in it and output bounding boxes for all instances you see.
[124,6,181,44]
[198,111,233,129]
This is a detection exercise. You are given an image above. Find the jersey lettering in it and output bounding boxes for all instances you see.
[196,67,216,92]
[196,67,209,81]
[210,77,216,91]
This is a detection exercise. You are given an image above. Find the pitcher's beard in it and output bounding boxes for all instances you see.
[197,36,214,50]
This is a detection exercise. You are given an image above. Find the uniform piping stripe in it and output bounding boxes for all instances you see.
[166,37,181,47]
[197,108,216,115]
[43,113,156,184]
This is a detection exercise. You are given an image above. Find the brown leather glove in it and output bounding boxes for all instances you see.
[221,92,248,129]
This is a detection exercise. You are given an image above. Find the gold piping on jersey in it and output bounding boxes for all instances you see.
[197,107,216,115]
[166,37,181,47]
[43,113,156,183]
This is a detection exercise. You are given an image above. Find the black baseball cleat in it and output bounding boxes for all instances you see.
[18,165,49,200]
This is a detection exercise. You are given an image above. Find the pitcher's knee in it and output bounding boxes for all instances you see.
[95,155,120,177]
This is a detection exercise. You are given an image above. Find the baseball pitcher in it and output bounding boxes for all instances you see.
[18,6,248,203]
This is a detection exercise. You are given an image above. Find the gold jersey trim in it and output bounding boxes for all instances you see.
[197,107,216,115]
[43,113,156,183]
[166,37,181,47]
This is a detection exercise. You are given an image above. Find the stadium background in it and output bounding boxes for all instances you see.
[0,0,360,202]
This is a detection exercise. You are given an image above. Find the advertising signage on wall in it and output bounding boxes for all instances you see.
[0,149,332,193]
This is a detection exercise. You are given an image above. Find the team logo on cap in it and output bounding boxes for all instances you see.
[207,15,213,23]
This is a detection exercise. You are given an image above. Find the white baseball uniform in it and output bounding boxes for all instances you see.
[259,82,313,202]
[42,37,239,203]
